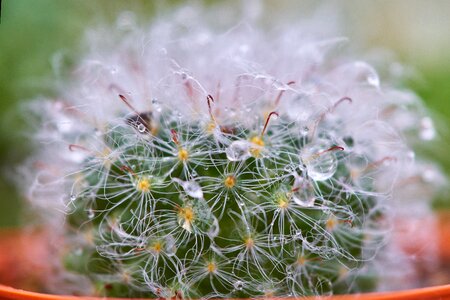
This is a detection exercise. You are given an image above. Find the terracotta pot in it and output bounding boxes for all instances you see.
[0,213,449,300]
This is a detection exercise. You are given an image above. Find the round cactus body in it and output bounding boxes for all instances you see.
[22,8,443,299]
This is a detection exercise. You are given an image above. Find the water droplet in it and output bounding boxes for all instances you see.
[347,154,368,170]
[226,141,251,161]
[208,217,220,238]
[177,112,182,118]
[70,194,77,201]
[191,171,198,177]
[164,235,177,256]
[116,11,136,30]
[350,61,380,88]
[159,47,167,55]
[173,178,203,199]
[284,165,294,173]
[87,208,95,219]
[137,123,146,133]
[110,67,118,75]
[204,167,209,171]
[94,128,102,136]
[419,117,436,141]
[300,143,338,181]
[237,253,245,262]
[422,168,437,183]
[233,280,244,291]
[300,126,309,136]
[367,75,380,87]
[292,176,316,207]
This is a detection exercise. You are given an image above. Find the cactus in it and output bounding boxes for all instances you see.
[22,8,443,299]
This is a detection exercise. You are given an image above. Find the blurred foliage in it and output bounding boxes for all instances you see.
[409,67,450,209]
[0,0,449,227]
[0,0,181,227]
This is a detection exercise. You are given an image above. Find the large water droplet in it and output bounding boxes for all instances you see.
[173,178,204,199]
[300,143,338,181]
[226,141,251,161]
[291,176,316,207]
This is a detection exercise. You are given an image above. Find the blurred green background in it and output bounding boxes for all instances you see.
[0,0,449,227]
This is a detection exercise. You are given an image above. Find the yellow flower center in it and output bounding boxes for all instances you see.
[179,207,195,233]
[136,178,151,192]
[149,241,163,254]
[326,215,338,231]
[278,197,289,209]
[297,256,307,266]
[207,262,217,273]
[224,175,236,189]
[249,136,264,157]
[206,121,217,133]
[245,237,254,249]
[178,148,189,161]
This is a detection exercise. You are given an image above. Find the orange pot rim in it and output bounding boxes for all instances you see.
[1,283,450,300]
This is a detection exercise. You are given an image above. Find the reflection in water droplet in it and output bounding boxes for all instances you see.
[292,175,316,207]
[116,11,136,30]
[173,178,204,199]
[233,280,244,291]
[419,117,436,141]
[164,235,177,256]
[300,143,338,181]
[352,61,380,88]
[367,73,380,87]
[137,123,146,133]
[300,126,309,136]
[226,141,251,161]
